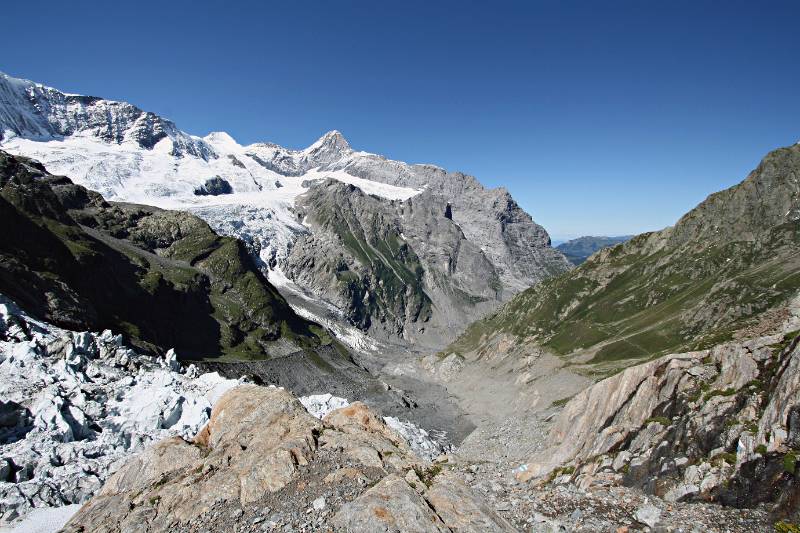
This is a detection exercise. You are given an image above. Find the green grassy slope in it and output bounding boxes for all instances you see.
[449,143,800,365]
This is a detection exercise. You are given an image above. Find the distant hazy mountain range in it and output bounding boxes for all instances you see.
[556,235,633,265]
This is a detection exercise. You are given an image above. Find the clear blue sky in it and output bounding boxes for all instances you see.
[3,1,799,239]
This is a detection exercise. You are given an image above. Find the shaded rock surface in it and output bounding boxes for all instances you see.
[193,176,233,196]
[0,149,326,360]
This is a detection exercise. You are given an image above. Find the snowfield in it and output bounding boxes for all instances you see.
[0,129,422,272]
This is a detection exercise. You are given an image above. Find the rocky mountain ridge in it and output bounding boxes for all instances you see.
[0,71,570,352]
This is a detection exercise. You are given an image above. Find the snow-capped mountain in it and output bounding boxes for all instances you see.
[0,71,570,352]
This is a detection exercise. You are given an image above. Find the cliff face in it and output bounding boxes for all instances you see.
[283,180,547,349]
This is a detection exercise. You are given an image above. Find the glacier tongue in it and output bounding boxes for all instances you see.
[0,297,241,527]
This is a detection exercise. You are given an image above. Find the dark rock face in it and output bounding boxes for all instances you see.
[0,150,324,359]
[194,176,233,196]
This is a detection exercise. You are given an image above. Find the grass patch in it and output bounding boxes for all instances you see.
[784,452,797,474]
[704,387,737,402]
[551,396,574,408]
[644,416,672,427]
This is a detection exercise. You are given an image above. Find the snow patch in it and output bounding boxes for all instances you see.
[0,504,81,533]
[299,394,350,419]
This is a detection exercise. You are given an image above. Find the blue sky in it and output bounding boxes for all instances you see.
[3,1,799,239]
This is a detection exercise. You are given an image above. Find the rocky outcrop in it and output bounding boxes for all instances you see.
[518,311,800,520]
[285,178,570,349]
[193,176,233,196]
[64,387,513,532]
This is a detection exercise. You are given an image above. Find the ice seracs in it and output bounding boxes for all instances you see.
[0,296,241,528]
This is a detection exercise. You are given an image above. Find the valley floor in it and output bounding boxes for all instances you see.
[374,336,778,532]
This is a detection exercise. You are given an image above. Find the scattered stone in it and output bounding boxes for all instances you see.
[312,497,325,511]
[634,502,661,528]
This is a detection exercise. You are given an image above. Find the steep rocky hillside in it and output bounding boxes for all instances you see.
[517,303,800,523]
[0,71,570,352]
[0,150,326,360]
[451,143,800,368]
[556,235,632,265]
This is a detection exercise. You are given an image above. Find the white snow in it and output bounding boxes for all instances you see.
[267,266,381,354]
[299,394,351,419]
[0,134,419,271]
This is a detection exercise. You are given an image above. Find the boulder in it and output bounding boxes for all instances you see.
[65,385,321,531]
[425,471,516,532]
[332,474,448,533]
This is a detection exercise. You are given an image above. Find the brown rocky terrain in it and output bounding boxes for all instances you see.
[63,386,512,533]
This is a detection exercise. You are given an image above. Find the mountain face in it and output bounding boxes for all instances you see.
[556,235,632,265]
[0,73,212,158]
[0,71,570,352]
[0,149,327,360]
[450,143,800,368]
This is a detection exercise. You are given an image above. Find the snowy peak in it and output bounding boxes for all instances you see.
[203,131,240,152]
[0,71,215,160]
[305,130,351,154]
